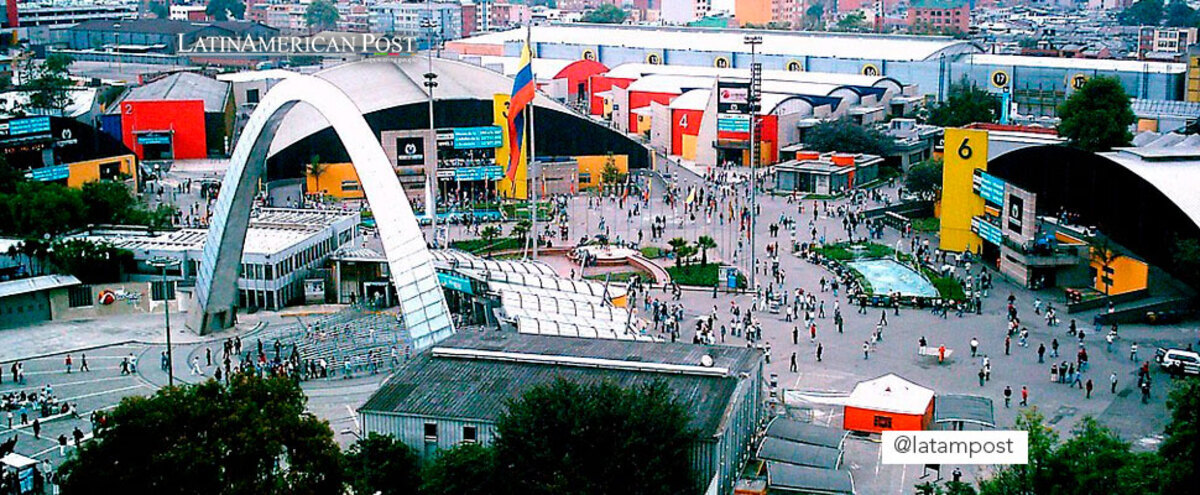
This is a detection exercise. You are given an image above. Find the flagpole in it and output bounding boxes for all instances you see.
[527,22,538,259]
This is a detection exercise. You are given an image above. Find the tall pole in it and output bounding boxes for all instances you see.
[528,24,538,259]
[151,257,178,387]
[423,10,440,248]
[745,35,762,292]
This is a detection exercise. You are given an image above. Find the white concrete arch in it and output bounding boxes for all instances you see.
[190,75,454,350]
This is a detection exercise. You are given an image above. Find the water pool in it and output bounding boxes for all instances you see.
[845,259,939,298]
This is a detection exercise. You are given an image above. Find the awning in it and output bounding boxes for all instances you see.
[766,462,855,495]
[934,394,996,428]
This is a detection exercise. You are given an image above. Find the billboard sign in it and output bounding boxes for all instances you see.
[716,81,750,115]
[3,117,52,137]
[717,114,751,133]
[972,169,1005,206]
[454,165,504,181]
[971,217,1003,246]
[396,137,425,166]
[26,165,70,182]
[451,126,503,149]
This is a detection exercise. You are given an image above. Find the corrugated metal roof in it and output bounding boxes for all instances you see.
[113,72,230,113]
[457,25,976,62]
[0,275,81,299]
[765,418,848,450]
[757,437,842,469]
[360,332,760,437]
[1131,99,1200,119]
[766,462,855,495]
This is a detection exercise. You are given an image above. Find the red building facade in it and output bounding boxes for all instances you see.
[119,100,208,160]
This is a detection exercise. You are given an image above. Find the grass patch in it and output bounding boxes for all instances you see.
[814,242,896,261]
[665,263,744,287]
[804,193,839,200]
[911,217,939,233]
[921,267,966,300]
[639,246,665,259]
[501,202,553,220]
[449,236,524,255]
[584,271,641,282]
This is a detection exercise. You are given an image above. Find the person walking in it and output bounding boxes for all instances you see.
[1037,343,1046,363]
[80,353,89,372]
[1086,379,1094,398]
[1003,386,1013,408]
[32,419,40,439]
[1005,336,1011,355]
[1020,386,1029,406]
[978,368,986,387]
[879,310,888,327]
[57,434,67,456]
[816,342,823,362]
[1051,338,1059,358]
[792,326,798,345]
[64,354,72,374]
[1130,342,1139,361]
[206,348,212,367]
[1111,372,1118,393]
[970,337,979,357]
[790,352,797,372]
[863,341,870,360]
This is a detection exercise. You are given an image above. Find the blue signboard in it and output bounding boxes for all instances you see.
[973,169,1006,206]
[7,116,51,136]
[722,266,739,289]
[453,165,504,181]
[971,217,1003,246]
[451,126,503,149]
[26,165,70,182]
[137,134,172,145]
[717,114,750,133]
[437,272,474,295]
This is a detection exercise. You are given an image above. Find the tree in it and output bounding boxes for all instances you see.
[1118,0,1163,26]
[480,225,501,243]
[307,155,327,195]
[0,155,23,195]
[148,2,169,19]
[343,433,420,495]
[580,4,627,24]
[805,4,825,29]
[600,154,626,184]
[1057,76,1135,152]
[927,81,1000,128]
[512,219,531,241]
[49,239,134,284]
[1088,236,1121,300]
[494,379,697,494]
[57,374,344,494]
[1159,378,1200,491]
[24,53,75,115]
[834,12,868,32]
[206,0,246,21]
[668,237,690,267]
[1170,237,1200,288]
[904,159,943,197]
[696,235,716,266]
[802,120,895,156]
[421,443,496,495]
[1164,0,1198,26]
[0,182,86,236]
[304,0,340,32]
[979,408,1058,495]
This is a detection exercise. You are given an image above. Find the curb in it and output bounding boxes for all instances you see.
[0,321,269,366]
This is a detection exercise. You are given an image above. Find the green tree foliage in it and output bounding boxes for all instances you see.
[805,4,825,29]
[580,4,627,24]
[1118,0,1163,25]
[206,0,246,21]
[978,408,1058,495]
[480,225,501,243]
[48,239,134,284]
[494,379,698,494]
[1171,237,1200,289]
[927,81,1000,128]
[307,154,327,194]
[802,120,896,156]
[148,1,169,19]
[835,12,868,32]
[0,180,172,237]
[421,443,496,495]
[1057,76,1135,152]
[343,433,420,495]
[24,53,75,115]
[904,159,943,196]
[1159,378,1200,490]
[304,0,340,31]
[512,219,532,241]
[696,235,717,265]
[1164,0,1198,26]
[600,159,626,184]
[0,155,23,194]
[668,237,690,267]
[57,374,343,494]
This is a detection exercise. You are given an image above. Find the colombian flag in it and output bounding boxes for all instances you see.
[505,43,535,182]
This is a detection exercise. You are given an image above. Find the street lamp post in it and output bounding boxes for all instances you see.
[421,14,441,248]
[149,256,180,387]
[744,35,762,292]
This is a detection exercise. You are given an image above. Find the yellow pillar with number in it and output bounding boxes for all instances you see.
[494,93,528,200]
[939,128,988,253]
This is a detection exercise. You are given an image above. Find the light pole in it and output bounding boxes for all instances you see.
[149,256,180,387]
[744,35,762,292]
[114,22,122,74]
[421,14,440,248]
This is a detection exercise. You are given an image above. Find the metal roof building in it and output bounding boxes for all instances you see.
[360,331,765,495]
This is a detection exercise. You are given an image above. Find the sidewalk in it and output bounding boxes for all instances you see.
[0,310,280,363]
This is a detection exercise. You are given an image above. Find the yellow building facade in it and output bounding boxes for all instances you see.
[938,128,989,252]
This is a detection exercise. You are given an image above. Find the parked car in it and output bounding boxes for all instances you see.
[1155,348,1200,376]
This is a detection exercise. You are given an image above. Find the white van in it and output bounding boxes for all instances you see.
[1156,348,1200,376]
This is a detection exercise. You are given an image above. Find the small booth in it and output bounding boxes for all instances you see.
[1,453,39,494]
[843,373,935,433]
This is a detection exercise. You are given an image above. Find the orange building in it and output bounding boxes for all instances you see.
[843,374,935,434]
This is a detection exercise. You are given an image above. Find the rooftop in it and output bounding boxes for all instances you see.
[965,53,1186,74]
[454,25,977,62]
[110,72,231,114]
[0,275,81,300]
[360,332,761,437]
